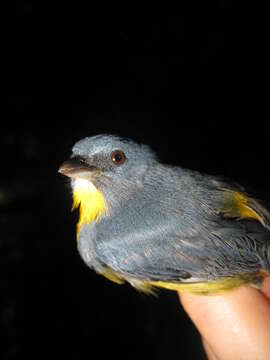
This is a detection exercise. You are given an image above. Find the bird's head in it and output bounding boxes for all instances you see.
[58,135,157,229]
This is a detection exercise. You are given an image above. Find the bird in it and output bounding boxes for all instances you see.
[58,134,270,295]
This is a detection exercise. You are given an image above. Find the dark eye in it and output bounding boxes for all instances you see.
[111,150,126,166]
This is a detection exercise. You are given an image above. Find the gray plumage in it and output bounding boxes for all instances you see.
[60,135,270,292]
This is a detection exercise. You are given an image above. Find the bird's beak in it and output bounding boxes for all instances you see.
[58,156,96,178]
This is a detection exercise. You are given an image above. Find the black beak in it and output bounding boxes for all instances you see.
[58,156,96,178]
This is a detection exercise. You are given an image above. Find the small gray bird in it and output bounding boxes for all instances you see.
[58,135,270,294]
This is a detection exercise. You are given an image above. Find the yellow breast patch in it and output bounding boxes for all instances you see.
[72,179,107,235]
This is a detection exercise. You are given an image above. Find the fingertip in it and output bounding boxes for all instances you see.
[178,287,270,360]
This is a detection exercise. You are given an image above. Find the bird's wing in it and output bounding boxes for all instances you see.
[97,214,252,284]
[96,175,270,291]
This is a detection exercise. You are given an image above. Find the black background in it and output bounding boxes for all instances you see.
[2,2,269,359]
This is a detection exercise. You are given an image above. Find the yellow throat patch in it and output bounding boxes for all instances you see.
[72,178,107,235]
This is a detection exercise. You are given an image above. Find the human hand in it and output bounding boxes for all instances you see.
[179,278,270,360]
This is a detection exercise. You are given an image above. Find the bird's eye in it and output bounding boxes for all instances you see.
[111,150,126,166]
